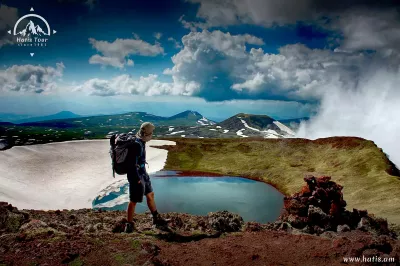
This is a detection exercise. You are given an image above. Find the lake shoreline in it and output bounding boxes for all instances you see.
[160,169,287,196]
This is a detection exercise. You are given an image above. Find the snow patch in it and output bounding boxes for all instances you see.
[168,130,185,135]
[273,121,295,135]
[168,128,175,132]
[264,134,279,139]
[197,116,215,125]
[223,130,229,133]
[236,129,248,138]
[0,139,176,210]
[239,119,260,132]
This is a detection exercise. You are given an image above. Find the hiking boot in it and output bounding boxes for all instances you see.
[124,222,135,233]
[153,214,170,227]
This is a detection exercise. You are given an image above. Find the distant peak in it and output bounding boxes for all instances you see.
[56,111,77,115]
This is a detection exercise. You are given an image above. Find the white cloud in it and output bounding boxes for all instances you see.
[232,44,373,100]
[0,4,19,48]
[164,30,265,98]
[154,32,162,40]
[88,37,164,68]
[162,30,375,102]
[89,54,126,69]
[0,63,65,94]
[74,74,200,97]
[232,72,265,91]
[167,37,183,49]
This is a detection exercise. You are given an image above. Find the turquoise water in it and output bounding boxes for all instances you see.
[93,171,284,223]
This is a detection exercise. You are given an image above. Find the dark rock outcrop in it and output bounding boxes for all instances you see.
[0,203,29,233]
[278,175,396,237]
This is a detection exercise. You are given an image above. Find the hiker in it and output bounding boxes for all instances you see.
[124,122,169,233]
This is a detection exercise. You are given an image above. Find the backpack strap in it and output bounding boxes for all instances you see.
[135,138,144,168]
[110,134,117,178]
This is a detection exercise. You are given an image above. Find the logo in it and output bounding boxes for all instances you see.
[7,7,56,50]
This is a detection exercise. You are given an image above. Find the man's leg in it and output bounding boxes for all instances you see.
[144,180,169,226]
[125,179,144,233]
[145,192,157,213]
[127,201,137,223]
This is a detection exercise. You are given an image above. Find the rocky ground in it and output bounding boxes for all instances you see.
[1,176,400,266]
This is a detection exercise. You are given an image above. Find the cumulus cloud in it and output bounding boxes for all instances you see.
[88,54,125,69]
[162,30,376,102]
[234,44,374,101]
[163,30,270,100]
[0,4,19,48]
[88,37,164,68]
[74,74,200,97]
[0,63,65,94]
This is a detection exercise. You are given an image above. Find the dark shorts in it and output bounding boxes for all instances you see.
[128,173,153,203]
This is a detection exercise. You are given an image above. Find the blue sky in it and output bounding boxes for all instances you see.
[0,0,399,121]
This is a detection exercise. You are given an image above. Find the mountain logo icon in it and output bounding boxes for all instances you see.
[17,20,49,37]
[11,12,56,37]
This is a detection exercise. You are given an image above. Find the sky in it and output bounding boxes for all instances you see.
[1,0,400,164]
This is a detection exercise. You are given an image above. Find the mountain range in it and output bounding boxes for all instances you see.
[11,111,81,124]
[0,110,309,149]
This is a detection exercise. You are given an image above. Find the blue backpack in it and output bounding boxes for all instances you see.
[109,133,143,177]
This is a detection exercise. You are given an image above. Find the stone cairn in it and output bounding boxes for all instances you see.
[278,175,394,237]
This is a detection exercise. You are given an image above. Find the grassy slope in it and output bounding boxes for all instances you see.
[158,137,400,224]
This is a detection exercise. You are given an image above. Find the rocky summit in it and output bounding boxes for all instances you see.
[1,177,399,266]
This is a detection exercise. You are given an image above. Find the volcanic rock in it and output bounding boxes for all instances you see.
[207,210,244,232]
[278,176,396,237]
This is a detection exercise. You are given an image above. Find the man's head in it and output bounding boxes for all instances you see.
[136,122,155,142]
